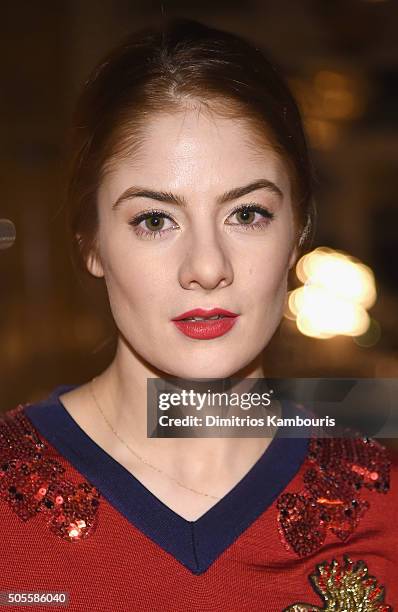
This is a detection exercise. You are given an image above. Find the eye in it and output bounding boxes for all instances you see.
[128,210,178,239]
[225,204,275,230]
[128,203,275,240]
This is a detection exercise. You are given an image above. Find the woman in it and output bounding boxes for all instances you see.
[1,18,396,611]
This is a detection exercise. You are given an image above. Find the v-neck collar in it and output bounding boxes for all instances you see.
[24,384,309,575]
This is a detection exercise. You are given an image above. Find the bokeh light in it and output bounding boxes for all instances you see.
[287,248,378,340]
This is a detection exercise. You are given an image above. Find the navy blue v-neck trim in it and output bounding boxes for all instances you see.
[24,385,309,575]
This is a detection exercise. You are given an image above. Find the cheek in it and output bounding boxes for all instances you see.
[245,240,292,306]
[256,268,288,318]
[100,238,171,315]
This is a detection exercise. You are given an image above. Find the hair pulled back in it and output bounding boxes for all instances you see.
[67,18,315,271]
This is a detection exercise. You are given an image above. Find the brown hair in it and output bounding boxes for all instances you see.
[67,18,315,272]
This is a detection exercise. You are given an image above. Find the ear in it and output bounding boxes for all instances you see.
[86,248,104,278]
[76,233,104,278]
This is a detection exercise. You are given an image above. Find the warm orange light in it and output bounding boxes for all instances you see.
[286,248,377,340]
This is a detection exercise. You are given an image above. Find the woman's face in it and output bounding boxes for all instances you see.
[89,107,298,379]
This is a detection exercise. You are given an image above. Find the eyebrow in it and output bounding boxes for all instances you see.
[112,178,283,210]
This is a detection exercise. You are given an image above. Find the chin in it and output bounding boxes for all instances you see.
[160,355,256,382]
[161,366,234,381]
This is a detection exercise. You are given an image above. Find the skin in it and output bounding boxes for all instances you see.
[59,106,299,520]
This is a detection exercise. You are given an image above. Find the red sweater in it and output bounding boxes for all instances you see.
[0,385,397,611]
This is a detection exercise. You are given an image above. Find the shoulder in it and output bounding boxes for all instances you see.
[304,435,397,506]
[307,435,392,489]
[0,403,52,460]
[277,435,397,558]
[0,404,58,523]
[385,440,398,499]
[0,404,100,541]
[0,404,46,465]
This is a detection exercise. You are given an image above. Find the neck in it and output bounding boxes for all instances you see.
[92,336,274,471]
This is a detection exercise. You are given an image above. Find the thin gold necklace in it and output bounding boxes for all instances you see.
[89,377,220,500]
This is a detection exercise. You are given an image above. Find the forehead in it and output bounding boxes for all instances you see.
[101,108,290,198]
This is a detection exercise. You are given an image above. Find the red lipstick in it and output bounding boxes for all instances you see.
[171,308,239,340]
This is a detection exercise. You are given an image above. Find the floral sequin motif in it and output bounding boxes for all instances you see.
[283,555,392,611]
[0,405,100,541]
[277,437,390,557]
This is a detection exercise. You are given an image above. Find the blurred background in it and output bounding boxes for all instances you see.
[0,0,397,410]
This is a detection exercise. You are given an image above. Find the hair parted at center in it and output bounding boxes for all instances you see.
[67,17,316,273]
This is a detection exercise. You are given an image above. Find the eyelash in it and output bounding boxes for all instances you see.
[128,203,275,240]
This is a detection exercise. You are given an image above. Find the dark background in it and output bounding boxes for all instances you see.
[1,0,397,409]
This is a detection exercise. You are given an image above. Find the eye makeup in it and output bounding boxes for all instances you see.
[128,203,275,240]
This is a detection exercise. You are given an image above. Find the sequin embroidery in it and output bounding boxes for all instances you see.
[283,555,392,611]
[0,405,100,541]
[277,437,390,557]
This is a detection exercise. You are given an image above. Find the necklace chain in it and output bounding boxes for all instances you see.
[89,377,220,500]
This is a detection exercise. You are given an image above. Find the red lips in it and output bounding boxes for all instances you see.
[171,308,240,340]
[171,308,239,321]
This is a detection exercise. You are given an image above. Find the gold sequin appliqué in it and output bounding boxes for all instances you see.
[283,556,392,611]
[277,437,390,557]
[0,405,100,541]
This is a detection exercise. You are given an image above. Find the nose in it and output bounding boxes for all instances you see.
[178,226,234,291]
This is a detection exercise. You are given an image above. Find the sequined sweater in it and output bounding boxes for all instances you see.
[0,384,397,611]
